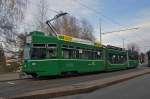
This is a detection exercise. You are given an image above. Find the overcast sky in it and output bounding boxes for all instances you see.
[23,0,150,52]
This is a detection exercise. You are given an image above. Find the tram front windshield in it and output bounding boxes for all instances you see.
[24,46,30,60]
[31,48,46,59]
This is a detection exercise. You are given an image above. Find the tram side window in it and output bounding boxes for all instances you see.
[76,49,80,59]
[62,45,75,59]
[61,46,102,60]
[70,46,76,58]
[47,44,57,58]
[31,44,46,59]
[92,51,98,60]
[96,51,102,59]
[88,50,93,60]
[82,50,89,59]
[81,50,102,60]
[129,55,138,60]
[82,50,92,60]
[76,48,83,59]
[120,55,126,63]
[129,55,135,60]
[108,53,127,64]
[129,55,132,60]
[112,55,116,64]
[62,48,69,58]
[108,54,113,64]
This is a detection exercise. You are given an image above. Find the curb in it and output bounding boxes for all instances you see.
[0,78,23,82]
[11,69,150,99]
[0,73,32,82]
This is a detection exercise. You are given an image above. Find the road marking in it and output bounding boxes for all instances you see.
[0,97,7,99]
[7,82,15,85]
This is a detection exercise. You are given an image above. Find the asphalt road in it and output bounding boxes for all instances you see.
[55,73,150,99]
[0,66,148,98]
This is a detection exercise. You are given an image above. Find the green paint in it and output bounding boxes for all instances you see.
[22,59,105,76]
[128,60,139,68]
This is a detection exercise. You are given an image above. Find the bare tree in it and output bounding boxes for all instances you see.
[127,43,140,52]
[17,33,27,65]
[0,0,27,72]
[53,15,94,41]
[0,0,27,52]
[35,0,49,33]
[80,19,95,41]
[53,15,81,37]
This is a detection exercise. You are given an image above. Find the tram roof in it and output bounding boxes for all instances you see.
[28,31,103,48]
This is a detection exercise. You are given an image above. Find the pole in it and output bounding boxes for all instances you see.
[99,19,102,44]
[122,38,125,49]
[127,50,129,68]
